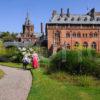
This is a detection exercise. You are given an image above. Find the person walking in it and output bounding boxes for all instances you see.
[22,54,30,69]
[32,52,39,69]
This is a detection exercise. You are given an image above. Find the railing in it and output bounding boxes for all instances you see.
[4,41,33,47]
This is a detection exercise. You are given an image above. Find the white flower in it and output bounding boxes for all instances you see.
[27,52,31,56]
[29,48,33,52]
[22,52,27,55]
[22,47,26,51]
[18,47,21,51]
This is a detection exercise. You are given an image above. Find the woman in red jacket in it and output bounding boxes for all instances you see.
[32,52,39,69]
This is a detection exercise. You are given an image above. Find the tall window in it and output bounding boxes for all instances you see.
[83,33,88,38]
[89,32,93,38]
[55,31,60,45]
[91,42,97,49]
[94,32,98,38]
[72,32,76,38]
[77,32,81,38]
[83,42,88,48]
[66,32,70,38]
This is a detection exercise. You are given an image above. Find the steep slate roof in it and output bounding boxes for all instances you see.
[48,9,100,24]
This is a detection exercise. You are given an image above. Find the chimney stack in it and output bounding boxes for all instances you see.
[52,10,57,18]
[60,8,64,17]
[67,8,70,17]
[41,22,44,34]
[91,8,95,19]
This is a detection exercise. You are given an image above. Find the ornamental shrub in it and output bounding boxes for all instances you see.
[48,49,100,77]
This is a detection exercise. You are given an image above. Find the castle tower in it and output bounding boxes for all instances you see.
[20,12,37,44]
[23,12,34,37]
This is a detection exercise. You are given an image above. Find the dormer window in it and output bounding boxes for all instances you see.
[57,17,60,21]
[64,17,68,21]
[71,17,74,21]
[84,17,87,21]
[77,17,81,21]
[90,17,94,21]
[96,17,100,21]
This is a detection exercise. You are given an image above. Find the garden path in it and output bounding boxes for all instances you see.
[0,65,32,100]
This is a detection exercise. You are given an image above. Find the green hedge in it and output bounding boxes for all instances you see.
[48,49,100,78]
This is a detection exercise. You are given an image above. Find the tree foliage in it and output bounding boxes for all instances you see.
[0,31,18,42]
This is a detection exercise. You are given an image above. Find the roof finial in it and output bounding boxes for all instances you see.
[26,11,29,20]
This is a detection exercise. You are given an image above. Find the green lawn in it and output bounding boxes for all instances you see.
[0,69,5,79]
[0,62,33,69]
[28,68,100,100]
[0,62,100,100]
[0,62,22,68]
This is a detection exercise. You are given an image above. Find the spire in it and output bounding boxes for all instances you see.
[25,12,32,25]
[26,12,29,20]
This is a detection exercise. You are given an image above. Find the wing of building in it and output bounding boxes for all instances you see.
[46,8,100,53]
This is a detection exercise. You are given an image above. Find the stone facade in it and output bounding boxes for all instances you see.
[46,8,100,53]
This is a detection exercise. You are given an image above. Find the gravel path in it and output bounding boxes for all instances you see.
[0,65,32,100]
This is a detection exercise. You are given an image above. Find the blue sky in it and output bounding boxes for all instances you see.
[0,0,99,33]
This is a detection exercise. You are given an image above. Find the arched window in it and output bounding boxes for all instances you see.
[77,32,81,38]
[72,32,76,37]
[94,32,98,38]
[83,33,88,38]
[91,42,97,49]
[74,42,79,47]
[67,44,70,49]
[85,34,88,38]
[83,42,88,48]
[66,32,70,38]
[89,32,93,38]
[83,33,85,38]
[55,31,60,45]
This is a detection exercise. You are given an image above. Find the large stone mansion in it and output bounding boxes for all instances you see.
[46,8,100,53]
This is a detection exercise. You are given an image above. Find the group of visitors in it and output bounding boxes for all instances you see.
[22,51,39,70]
